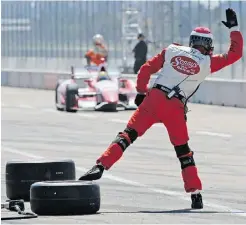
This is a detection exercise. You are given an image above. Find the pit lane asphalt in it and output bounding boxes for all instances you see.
[1,87,246,224]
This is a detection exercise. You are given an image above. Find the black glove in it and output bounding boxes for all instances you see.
[135,93,146,106]
[222,8,238,29]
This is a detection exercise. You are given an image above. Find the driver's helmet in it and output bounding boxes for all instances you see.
[93,34,104,45]
[97,71,110,82]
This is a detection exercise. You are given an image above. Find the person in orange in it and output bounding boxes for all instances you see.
[79,9,243,209]
[85,34,108,66]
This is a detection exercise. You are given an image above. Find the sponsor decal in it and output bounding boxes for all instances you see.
[171,56,200,75]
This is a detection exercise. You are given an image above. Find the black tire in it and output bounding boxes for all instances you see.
[5,160,76,201]
[66,83,78,113]
[30,181,100,215]
[104,104,117,112]
[55,80,64,111]
[119,93,128,102]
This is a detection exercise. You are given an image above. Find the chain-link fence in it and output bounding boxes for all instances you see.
[1,0,245,79]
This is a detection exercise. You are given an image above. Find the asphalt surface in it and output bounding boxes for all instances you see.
[1,87,246,224]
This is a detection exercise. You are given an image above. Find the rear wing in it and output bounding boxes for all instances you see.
[71,66,93,79]
[71,65,122,79]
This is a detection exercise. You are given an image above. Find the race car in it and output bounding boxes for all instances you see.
[55,65,137,112]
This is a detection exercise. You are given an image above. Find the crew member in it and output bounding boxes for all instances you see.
[85,34,108,66]
[133,33,148,74]
[79,9,243,209]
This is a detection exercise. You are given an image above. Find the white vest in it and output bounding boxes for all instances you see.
[154,44,211,98]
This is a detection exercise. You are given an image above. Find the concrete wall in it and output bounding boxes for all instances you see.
[2,69,246,108]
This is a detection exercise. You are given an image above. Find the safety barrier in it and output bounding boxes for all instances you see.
[1,68,246,108]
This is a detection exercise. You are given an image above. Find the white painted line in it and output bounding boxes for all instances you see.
[78,113,97,118]
[19,104,34,109]
[76,167,246,216]
[109,120,233,137]
[42,108,56,112]
[2,145,245,217]
[110,119,164,128]
[41,108,63,114]
[2,146,44,160]
[41,109,97,117]
[109,119,128,123]
[196,131,232,138]
[110,120,234,139]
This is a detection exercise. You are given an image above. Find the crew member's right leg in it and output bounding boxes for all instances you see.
[159,97,203,209]
[79,93,158,181]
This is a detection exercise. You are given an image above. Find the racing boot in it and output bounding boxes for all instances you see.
[79,163,105,181]
[78,141,123,181]
[191,191,203,209]
[79,128,137,181]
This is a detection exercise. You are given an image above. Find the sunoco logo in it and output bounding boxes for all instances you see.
[171,56,200,75]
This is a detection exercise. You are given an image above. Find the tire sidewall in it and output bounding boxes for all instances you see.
[65,84,78,112]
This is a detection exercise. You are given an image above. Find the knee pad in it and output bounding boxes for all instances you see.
[174,143,195,169]
[124,127,138,143]
[174,143,191,157]
[112,127,138,152]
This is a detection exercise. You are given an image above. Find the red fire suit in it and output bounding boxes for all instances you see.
[85,43,108,66]
[96,29,243,192]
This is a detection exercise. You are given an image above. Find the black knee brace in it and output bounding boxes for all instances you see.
[112,127,138,152]
[174,143,191,158]
[124,127,138,143]
[174,143,196,169]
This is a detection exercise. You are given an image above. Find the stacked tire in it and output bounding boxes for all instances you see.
[30,181,100,215]
[5,160,100,215]
[5,160,76,201]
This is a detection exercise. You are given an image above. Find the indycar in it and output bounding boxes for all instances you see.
[55,64,137,112]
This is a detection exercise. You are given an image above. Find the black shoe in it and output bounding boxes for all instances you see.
[191,193,203,209]
[78,164,104,181]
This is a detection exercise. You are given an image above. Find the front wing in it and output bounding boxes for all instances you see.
[117,93,137,110]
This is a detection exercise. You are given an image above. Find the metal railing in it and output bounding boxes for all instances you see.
[1,0,245,79]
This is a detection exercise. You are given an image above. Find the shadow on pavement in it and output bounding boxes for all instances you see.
[101,208,241,214]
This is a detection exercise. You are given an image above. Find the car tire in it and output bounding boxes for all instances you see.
[106,104,117,112]
[65,83,78,113]
[5,160,76,201]
[30,181,100,215]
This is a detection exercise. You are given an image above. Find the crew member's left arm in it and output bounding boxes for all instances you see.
[211,28,243,74]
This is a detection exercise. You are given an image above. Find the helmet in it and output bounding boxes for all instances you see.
[189,27,214,55]
[93,34,104,44]
[97,71,110,82]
